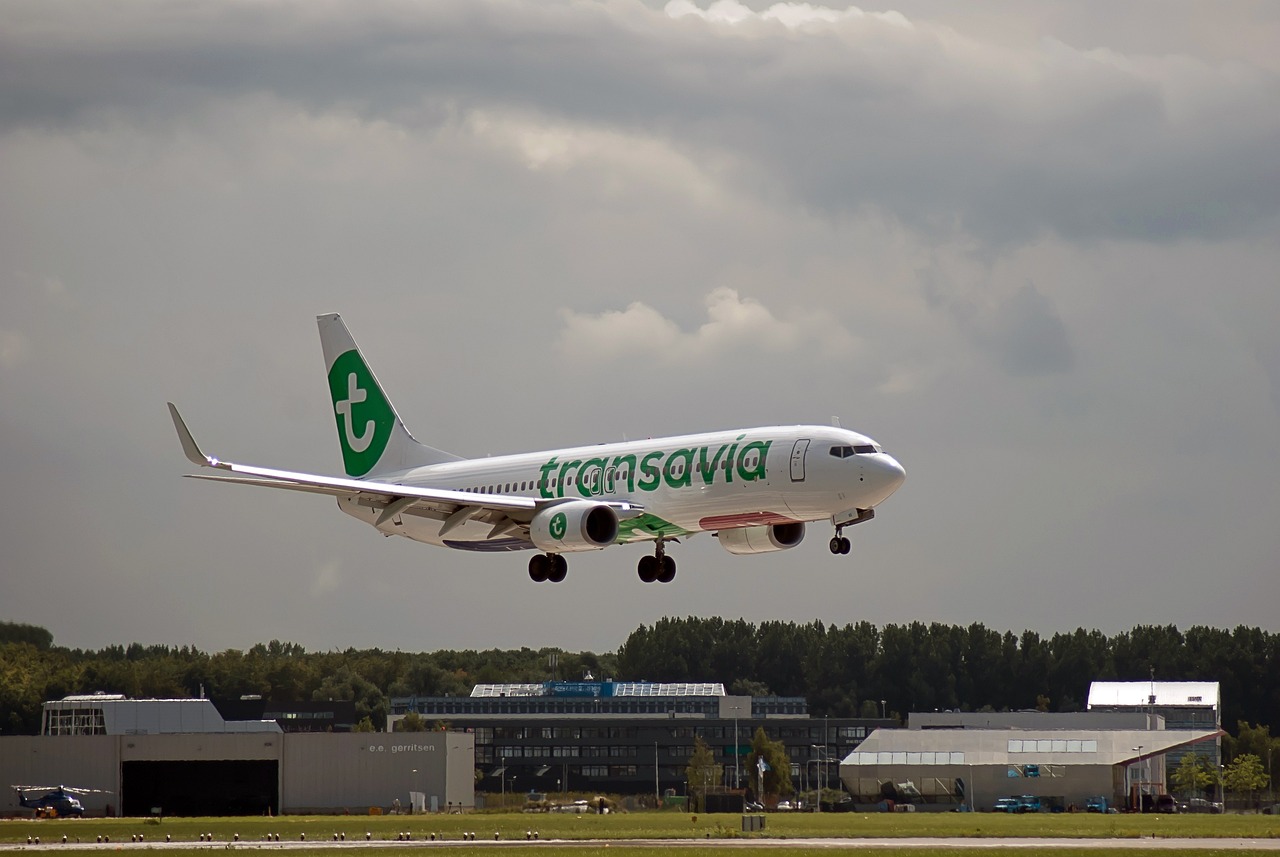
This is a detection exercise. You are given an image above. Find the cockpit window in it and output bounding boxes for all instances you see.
[830,444,881,458]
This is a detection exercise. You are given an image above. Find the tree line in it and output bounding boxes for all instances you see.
[2,619,1276,757]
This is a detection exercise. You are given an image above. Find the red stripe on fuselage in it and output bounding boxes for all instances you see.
[699,511,799,530]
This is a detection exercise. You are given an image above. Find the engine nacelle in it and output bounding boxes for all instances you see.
[530,501,619,552]
[715,522,805,555]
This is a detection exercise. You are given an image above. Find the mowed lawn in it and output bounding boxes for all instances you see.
[2,811,1278,844]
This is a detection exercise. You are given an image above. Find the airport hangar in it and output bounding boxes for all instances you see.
[0,695,474,817]
[839,710,1222,812]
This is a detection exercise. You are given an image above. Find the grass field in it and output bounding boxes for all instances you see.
[2,811,1278,845]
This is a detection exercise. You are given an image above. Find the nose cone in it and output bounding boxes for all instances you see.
[866,453,906,505]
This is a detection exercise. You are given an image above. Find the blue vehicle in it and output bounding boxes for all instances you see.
[992,797,1021,813]
[1017,795,1042,813]
[1085,795,1108,813]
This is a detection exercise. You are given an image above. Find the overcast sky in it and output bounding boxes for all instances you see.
[2,0,1278,657]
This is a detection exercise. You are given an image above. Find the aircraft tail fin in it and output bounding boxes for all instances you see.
[317,313,462,478]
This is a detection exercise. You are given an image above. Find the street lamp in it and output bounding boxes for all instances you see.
[812,745,824,814]
[1132,747,1144,812]
[731,704,742,789]
[880,700,887,720]
[411,769,418,814]
[500,756,506,806]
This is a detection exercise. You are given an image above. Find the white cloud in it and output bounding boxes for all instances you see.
[557,287,857,366]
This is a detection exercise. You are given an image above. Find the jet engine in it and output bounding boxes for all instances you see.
[715,522,805,555]
[530,500,620,552]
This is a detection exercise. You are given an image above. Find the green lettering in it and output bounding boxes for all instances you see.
[665,448,694,489]
[612,454,637,493]
[697,444,727,485]
[725,435,745,483]
[638,451,663,491]
[538,457,558,499]
[579,458,608,498]
[557,459,581,499]
[736,440,771,482]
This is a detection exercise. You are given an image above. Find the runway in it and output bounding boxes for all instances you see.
[3,837,1280,851]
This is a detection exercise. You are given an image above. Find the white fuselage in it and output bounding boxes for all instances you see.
[337,425,904,548]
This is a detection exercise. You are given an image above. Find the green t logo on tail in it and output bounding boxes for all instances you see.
[328,350,393,477]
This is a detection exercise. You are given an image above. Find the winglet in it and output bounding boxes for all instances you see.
[167,403,213,467]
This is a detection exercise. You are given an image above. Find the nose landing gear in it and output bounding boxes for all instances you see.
[637,540,677,583]
[829,531,851,555]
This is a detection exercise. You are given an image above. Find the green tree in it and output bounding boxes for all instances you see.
[685,736,722,812]
[1222,754,1269,809]
[746,726,793,798]
[352,716,376,733]
[1170,753,1215,799]
[394,711,427,732]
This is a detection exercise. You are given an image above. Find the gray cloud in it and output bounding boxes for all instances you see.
[1,0,1277,653]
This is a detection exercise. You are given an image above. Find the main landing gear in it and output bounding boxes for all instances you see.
[637,539,676,584]
[528,553,568,583]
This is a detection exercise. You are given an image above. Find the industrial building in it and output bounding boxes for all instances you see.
[2,696,473,817]
[839,709,1221,812]
[392,681,889,799]
[1088,681,1221,769]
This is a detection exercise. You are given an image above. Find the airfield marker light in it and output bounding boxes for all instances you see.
[96,836,102,843]
[103,836,109,843]
[366,833,371,841]
[341,832,346,841]
[165,836,171,843]
[233,834,239,842]
[333,833,338,841]
[300,832,305,841]
[138,834,144,842]
[494,831,500,840]
[62,836,67,844]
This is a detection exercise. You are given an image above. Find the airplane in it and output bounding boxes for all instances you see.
[11,785,110,817]
[169,313,905,583]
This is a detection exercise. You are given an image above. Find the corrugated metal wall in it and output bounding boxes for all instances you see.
[1,732,474,816]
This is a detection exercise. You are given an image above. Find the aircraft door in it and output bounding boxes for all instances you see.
[790,438,810,482]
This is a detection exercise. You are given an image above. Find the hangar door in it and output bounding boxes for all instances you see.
[122,760,278,816]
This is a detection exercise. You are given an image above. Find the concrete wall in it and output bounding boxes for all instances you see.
[0,737,120,816]
[281,732,473,813]
[1,732,474,816]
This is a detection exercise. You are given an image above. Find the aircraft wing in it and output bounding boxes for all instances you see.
[168,404,642,535]
[169,403,536,513]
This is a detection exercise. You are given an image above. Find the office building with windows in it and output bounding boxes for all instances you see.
[391,681,888,799]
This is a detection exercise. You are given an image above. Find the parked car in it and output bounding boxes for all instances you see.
[1017,795,1042,813]
[1085,795,1109,813]
[992,798,1021,813]
[1153,794,1180,813]
[1182,798,1224,814]
[774,800,794,811]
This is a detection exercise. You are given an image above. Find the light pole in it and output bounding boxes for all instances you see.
[812,745,823,813]
[731,705,742,789]
[500,756,505,806]
[880,700,887,720]
[411,769,418,814]
[1132,747,1144,812]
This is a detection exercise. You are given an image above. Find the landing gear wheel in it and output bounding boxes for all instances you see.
[839,537,851,555]
[657,555,677,583]
[829,537,842,554]
[529,554,550,582]
[637,555,658,583]
[548,554,568,582]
